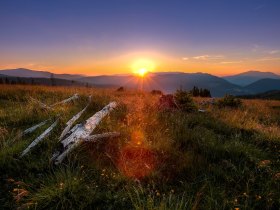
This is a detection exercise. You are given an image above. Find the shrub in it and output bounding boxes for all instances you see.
[151,89,163,95]
[174,89,196,112]
[116,86,124,91]
[217,94,242,108]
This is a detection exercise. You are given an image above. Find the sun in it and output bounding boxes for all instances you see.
[131,58,155,77]
[135,68,148,77]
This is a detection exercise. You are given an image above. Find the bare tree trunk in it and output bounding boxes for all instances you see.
[50,93,79,107]
[54,102,117,164]
[59,96,91,141]
[23,119,50,135]
[20,119,59,157]
[55,132,120,165]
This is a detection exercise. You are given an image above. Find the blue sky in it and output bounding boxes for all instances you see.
[0,0,279,75]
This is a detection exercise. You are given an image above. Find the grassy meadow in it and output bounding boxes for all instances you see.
[0,84,279,209]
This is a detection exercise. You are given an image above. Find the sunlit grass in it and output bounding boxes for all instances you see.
[0,84,279,209]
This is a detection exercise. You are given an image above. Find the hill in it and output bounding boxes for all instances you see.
[2,68,280,97]
[244,78,280,93]
[0,68,83,80]
[223,70,280,86]
[0,74,89,87]
[79,72,244,97]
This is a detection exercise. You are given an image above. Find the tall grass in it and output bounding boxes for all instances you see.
[0,84,279,209]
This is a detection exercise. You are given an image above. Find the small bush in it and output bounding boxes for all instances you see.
[217,94,242,108]
[116,86,124,91]
[151,90,163,95]
[174,89,196,112]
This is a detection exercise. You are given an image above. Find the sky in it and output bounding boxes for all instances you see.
[0,0,280,76]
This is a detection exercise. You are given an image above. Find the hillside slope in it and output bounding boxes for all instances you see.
[224,70,280,86]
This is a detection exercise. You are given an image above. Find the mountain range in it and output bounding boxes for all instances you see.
[223,70,280,86]
[0,68,279,97]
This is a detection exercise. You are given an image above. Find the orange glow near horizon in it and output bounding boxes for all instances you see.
[1,50,279,76]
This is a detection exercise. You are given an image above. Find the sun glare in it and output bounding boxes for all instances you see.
[135,68,148,77]
[132,58,155,77]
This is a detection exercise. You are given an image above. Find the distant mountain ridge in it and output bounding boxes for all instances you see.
[244,78,280,93]
[1,68,280,97]
[223,70,280,86]
[0,68,84,80]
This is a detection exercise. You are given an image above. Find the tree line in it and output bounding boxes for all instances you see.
[189,86,211,97]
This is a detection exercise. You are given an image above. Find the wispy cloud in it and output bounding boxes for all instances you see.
[182,57,189,61]
[257,57,280,61]
[268,50,280,55]
[220,61,243,64]
[192,55,224,60]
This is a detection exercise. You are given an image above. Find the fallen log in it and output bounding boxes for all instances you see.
[20,119,59,157]
[58,96,91,141]
[30,94,79,110]
[83,132,120,142]
[23,119,50,135]
[54,132,120,165]
[50,93,79,107]
[54,102,117,165]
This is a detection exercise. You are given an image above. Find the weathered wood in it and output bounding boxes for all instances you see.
[50,93,79,107]
[23,119,50,135]
[30,94,79,110]
[83,132,120,142]
[54,131,120,165]
[198,109,206,113]
[61,102,117,148]
[20,119,59,157]
[54,102,117,164]
[58,96,91,141]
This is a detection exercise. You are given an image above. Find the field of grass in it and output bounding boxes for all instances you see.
[0,84,279,210]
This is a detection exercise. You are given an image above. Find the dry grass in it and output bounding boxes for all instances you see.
[0,84,279,209]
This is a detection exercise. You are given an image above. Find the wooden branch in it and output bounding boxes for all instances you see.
[198,109,206,113]
[54,131,120,165]
[50,93,79,107]
[54,102,117,165]
[83,132,120,142]
[20,119,59,157]
[58,96,91,141]
[30,94,79,110]
[23,119,50,135]
[61,102,117,148]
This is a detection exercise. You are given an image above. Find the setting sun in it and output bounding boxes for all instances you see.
[135,68,148,77]
[132,58,155,77]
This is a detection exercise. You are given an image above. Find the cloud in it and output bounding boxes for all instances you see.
[192,55,224,60]
[257,57,280,61]
[182,57,189,61]
[268,50,280,55]
[220,61,243,64]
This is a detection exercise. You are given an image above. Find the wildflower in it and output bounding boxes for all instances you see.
[59,182,64,190]
[256,195,262,200]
